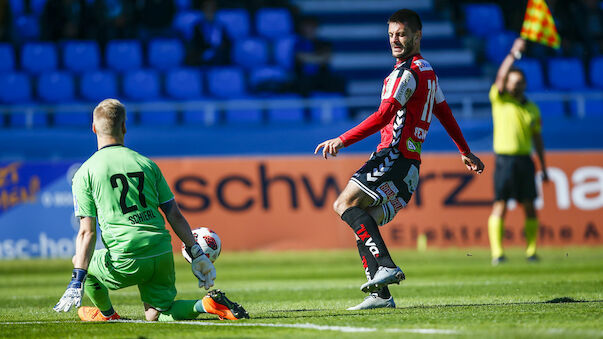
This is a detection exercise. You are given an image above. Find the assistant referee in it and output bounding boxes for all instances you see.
[488,38,548,266]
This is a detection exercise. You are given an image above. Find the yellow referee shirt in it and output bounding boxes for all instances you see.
[489,85,541,155]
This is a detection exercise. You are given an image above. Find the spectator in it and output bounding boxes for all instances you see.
[186,0,231,66]
[135,0,176,41]
[294,16,344,95]
[87,0,137,44]
[41,0,88,41]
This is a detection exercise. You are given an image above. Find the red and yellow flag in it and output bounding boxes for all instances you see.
[520,0,561,49]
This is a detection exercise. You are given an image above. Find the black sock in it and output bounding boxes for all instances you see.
[100,306,116,317]
[342,206,396,268]
[355,239,391,299]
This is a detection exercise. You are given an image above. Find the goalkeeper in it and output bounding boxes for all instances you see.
[53,99,248,321]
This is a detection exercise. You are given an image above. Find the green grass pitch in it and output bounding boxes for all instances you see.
[1,247,602,338]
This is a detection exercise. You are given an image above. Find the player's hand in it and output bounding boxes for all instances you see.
[314,138,344,159]
[461,152,485,174]
[53,268,87,312]
[188,244,216,290]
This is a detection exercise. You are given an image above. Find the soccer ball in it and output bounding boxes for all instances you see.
[182,227,222,263]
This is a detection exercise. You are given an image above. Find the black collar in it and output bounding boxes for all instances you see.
[99,143,123,150]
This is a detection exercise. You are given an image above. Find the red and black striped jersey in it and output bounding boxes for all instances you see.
[339,54,470,161]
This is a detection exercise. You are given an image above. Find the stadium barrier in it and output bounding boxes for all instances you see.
[0,152,601,258]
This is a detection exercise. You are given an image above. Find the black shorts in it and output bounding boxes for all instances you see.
[494,154,537,201]
[350,147,420,209]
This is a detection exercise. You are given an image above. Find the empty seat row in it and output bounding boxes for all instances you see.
[0,36,297,74]
[513,57,603,91]
[0,66,294,104]
[2,92,348,128]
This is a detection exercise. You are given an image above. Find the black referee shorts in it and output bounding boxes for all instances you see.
[494,154,537,202]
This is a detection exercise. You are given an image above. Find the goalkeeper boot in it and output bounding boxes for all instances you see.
[77,307,121,321]
[347,293,395,310]
[360,266,405,293]
[201,289,250,320]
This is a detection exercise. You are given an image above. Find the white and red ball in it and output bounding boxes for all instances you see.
[182,227,222,263]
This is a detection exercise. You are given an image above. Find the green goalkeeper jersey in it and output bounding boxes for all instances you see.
[72,144,174,259]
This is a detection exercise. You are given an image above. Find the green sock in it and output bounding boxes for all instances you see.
[488,215,504,258]
[84,274,113,313]
[525,218,538,257]
[158,300,201,321]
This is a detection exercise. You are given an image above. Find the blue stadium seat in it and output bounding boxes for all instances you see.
[63,40,100,73]
[485,31,517,63]
[37,71,75,102]
[310,92,349,122]
[175,0,191,10]
[256,8,293,39]
[548,58,586,91]
[123,69,160,100]
[249,66,289,93]
[166,68,203,99]
[53,110,91,127]
[80,71,118,102]
[231,38,269,68]
[0,73,31,103]
[138,110,178,125]
[216,9,250,39]
[30,0,47,15]
[274,36,297,70]
[535,100,566,118]
[13,15,40,41]
[464,4,504,37]
[148,39,184,70]
[224,108,263,125]
[9,0,24,15]
[106,40,143,72]
[515,58,545,91]
[267,94,305,123]
[21,42,57,74]
[206,67,246,98]
[570,99,603,117]
[183,107,218,125]
[0,44,15,73]
[589,57,603,89]
[172,10,203,40]
[9,109,47,128]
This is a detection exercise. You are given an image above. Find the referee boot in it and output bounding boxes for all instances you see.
[360,266,405,293]
[347,293,396,310]
[201,290,250,320]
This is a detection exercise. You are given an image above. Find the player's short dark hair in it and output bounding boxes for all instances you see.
[388,9,422,32]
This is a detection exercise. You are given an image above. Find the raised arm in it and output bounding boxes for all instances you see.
[495,38,526,91]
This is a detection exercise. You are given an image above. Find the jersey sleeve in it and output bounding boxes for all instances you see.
[338,100,401,147]
[489,84,502,103]
[383,69,417,107]
[72,167,97,217]
[154,162,174,205]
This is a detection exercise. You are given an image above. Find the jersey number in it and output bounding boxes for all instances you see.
[110,172,147,214]
[420,79,436,123]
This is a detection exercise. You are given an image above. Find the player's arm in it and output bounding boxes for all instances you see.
[494,38,526,91]
[315,69,414,159]
[433,86,484,174]
[160,197,216,289]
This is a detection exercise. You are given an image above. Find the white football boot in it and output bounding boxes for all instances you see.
[347,293,396,310]
[360,266,405,293]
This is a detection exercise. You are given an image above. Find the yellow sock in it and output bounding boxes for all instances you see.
[488,215,504,258]
[525,218,538,257]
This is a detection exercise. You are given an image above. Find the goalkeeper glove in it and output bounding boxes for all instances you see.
[186,243,216,290]
[53,268,87,312]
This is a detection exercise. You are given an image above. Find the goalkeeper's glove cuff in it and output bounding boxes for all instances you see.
[186,243,204,259]
[68,268,87,288]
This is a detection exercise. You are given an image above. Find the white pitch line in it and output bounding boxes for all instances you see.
[0,320,459,334]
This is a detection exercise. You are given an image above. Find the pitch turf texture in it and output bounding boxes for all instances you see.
[1,248,601,338]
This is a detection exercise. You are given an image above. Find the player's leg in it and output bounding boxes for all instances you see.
[79,249,121,321]
[522,200,538,260]
[488,200,507,265]
[517,155,539,261]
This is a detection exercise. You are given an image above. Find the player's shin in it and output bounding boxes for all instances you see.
[356,239,391,299]
[84,274,114,316]
[525,218,538,257]
[342,206,396,268]
[158,300,200,321]
[488,215,505,258]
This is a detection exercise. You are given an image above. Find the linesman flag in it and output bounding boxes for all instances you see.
[520,0,560,49]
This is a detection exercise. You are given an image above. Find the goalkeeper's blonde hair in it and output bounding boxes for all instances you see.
[93,99,126,136]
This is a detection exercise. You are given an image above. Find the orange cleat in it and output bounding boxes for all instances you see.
[201,290,249,320]
[77,306,121,321]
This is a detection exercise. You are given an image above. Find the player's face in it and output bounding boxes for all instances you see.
[388,21,420,60]
[505,71,526,98]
